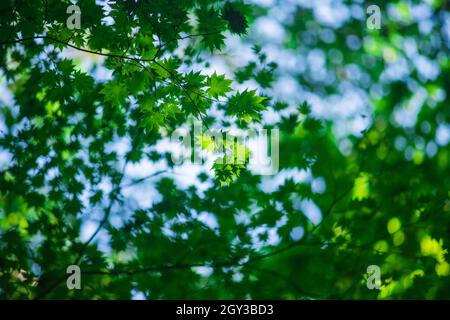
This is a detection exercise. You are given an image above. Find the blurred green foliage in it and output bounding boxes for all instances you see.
[0,0,449,299]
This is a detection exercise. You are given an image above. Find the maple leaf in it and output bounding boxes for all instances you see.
[222,2,248,35]
[196,8,227,51]
[99,81,128,105]
[206,72,232,99]
[225,89,266,122]
[298,101,311,115]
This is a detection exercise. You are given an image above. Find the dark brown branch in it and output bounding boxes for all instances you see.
[120,169,168,188]
[0,35,157,63]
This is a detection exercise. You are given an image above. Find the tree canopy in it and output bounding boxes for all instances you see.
[0,0,449,299]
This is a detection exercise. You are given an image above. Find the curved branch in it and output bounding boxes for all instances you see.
[0,35,157,63]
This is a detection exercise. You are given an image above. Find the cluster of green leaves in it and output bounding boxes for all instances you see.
[0,0,449,300]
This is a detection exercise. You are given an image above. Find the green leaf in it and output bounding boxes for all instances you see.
[206,72,232,99]
[298,101,311,115]
[222,2,249,35]
[100,81,128,105]
[196,8,227,51]
[225,89,266,122]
